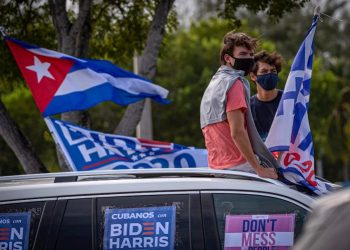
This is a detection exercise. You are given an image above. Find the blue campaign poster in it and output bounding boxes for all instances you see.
[0,212,31,250]
[103,206,176,250]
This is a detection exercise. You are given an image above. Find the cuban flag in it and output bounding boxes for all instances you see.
[265,15,330,195]
[5,37,169,117]
[45,117,208,171]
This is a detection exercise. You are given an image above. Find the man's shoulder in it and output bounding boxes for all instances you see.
[232,77,245,87]
[227,78,246,98]
[209,69,243,89]
[234,77,245,84]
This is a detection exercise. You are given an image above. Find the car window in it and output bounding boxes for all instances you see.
[213,193,309,249]
[97,194,190,250]
[55,199,93,250]
[0,201,46,250]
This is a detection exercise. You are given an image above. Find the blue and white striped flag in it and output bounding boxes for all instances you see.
[265,15,330,194]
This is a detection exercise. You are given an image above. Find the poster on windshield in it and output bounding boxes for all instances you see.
[224,214,295,250]
[103,206,176,250]
[0,212,31,250]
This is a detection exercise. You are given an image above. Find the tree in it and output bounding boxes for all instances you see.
[0,0,54,174]
[1,87,58,174]
[0,99,48,173]
[48,0,92,170]
[115,0,175,135]
[222,0,309,25]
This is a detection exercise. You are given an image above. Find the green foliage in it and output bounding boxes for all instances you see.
[1,87,59,173]
[0,1,56,93]
[221,0,309,26]
[89,0,178,68]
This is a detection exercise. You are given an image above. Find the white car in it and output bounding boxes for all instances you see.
[0,168,315,250]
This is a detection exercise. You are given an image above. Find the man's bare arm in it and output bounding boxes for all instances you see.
[227,109,277,179]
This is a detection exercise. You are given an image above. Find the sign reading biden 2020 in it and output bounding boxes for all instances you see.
[46,118,208,171]
[103,206,176,250]
[224,214,295,250]
[0,212,31,250]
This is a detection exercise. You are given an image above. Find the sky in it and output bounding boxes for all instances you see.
[174,0,197,28]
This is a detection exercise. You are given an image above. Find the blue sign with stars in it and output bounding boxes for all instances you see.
[46,118,208,171]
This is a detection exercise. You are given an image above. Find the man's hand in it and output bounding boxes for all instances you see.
[255,166,278,179]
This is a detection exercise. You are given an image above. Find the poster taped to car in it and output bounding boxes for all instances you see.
[103,206,176,250]
[0,212,31,250]
[224,214,295,250]
[45,117,208,171]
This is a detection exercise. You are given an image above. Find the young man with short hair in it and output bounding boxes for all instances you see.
[250,51,283,141]
[200,32,277,179]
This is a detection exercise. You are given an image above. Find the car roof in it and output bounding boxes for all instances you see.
[0,168,314,208]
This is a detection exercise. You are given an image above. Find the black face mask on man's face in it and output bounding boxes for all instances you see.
[231,57,255,76]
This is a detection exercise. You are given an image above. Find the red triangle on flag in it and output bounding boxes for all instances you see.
[6,40,74,114]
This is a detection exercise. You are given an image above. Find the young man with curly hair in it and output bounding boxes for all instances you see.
[200,32,277,179]
[250,51,284,141]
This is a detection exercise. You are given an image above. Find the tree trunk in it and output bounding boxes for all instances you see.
[115,0,175,136]
[49,0,92,171]
[343,159,349,181]
[0,99,48,174]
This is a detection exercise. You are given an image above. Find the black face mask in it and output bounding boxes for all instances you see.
[231,56,255,76]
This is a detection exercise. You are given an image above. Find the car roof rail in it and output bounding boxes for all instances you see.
[54,175,78,183]
[0,168,285,186]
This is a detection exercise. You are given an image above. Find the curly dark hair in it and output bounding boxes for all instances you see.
[252,51,283,74]
[219,32,258,65]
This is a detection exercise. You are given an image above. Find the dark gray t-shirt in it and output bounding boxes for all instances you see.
[250,90,283,141]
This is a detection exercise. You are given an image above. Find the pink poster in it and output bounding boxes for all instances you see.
[224,214,295,250]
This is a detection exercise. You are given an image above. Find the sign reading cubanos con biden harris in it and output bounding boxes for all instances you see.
[103,206,176,250]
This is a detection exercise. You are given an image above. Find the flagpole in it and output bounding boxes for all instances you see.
[44,118,76,171]
[314,5,320,17]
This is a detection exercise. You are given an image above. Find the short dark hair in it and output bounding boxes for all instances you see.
[220,32,258,65]
[252,51,283,74]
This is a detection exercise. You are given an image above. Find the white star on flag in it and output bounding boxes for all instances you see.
[126,149,135,155]
[26,56,55,83]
